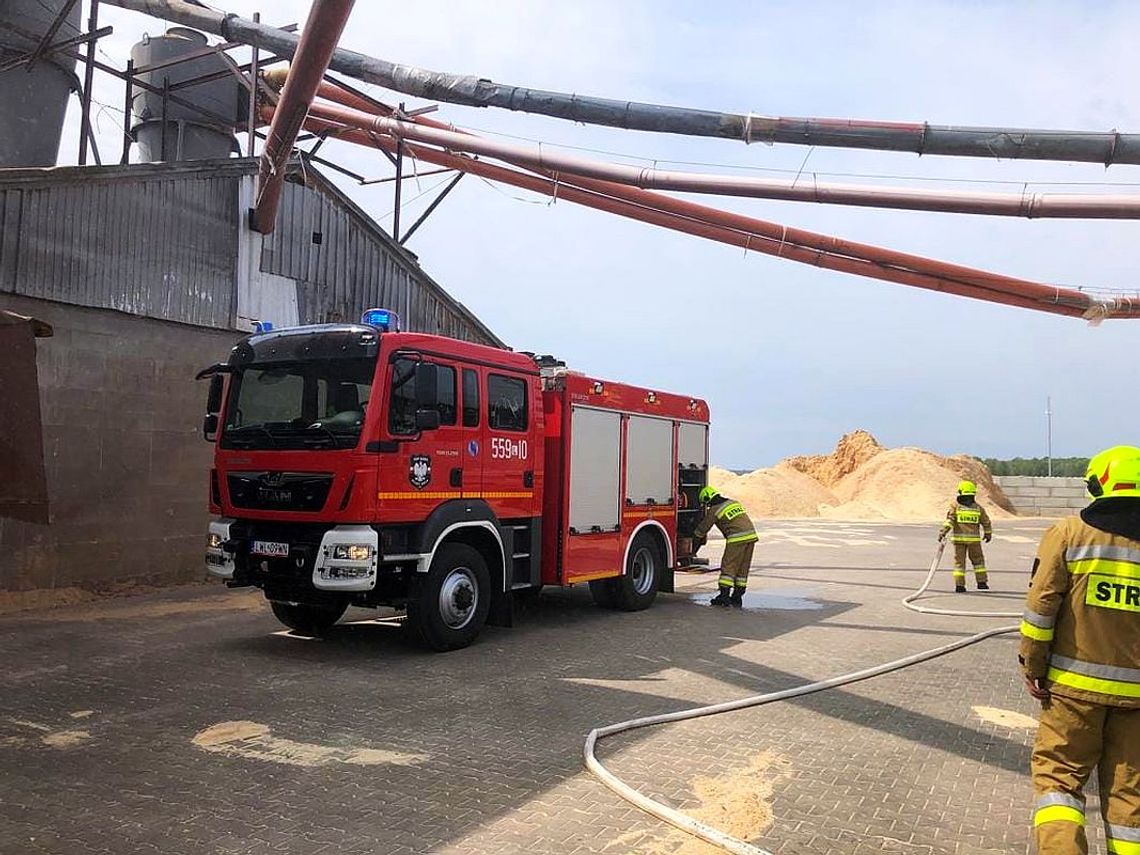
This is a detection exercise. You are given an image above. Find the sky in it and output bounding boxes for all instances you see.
[53,1,1140,469]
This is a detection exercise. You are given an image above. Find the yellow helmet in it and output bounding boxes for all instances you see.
[698,486,721,505]
[1085,446,1140,501]
[957,480,977,496]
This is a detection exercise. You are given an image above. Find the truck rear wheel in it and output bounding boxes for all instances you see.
[408,543,491,651]
[270,600,347,635]
[612,532,661,611]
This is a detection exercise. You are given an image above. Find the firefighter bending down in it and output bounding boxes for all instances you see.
[1020,445,1140,855]
[938,480,992,592]
[693,486,758,608]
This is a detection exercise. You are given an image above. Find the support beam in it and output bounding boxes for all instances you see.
[0,25,112,74]
[24,0,81,70]
[78,0,99,165]
[400,171,464,244]
[251,0,355,234]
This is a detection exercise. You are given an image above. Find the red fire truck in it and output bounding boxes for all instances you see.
[199,309,710,650]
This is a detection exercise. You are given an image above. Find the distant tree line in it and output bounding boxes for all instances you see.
[982,457,1089,477]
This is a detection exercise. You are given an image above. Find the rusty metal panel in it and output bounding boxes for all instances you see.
[0,163,239,329]
[262,177,502,346]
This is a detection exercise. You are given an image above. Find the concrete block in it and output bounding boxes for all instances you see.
[1010,486,1051,498]
[1049,487,1090,500]
[1037,496,1084,508]
[996,476,1035,487]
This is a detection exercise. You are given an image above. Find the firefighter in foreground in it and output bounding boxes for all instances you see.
[938,480,993,592]
[692,486,758,607]
[1020,445,1140,855]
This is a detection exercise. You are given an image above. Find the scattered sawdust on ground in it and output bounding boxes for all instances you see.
[994,535,1036,544]
[712,430,1014,522]
[4,718,93,749]
[629,751,792,855]
[0,580,224,618]
[8,718,52,732]
[41,730,91,748]
[23,591,264,622]
[69,710,94,719]
[973,706,1039,729]
[191,720,426,768]
[0,587,99,615]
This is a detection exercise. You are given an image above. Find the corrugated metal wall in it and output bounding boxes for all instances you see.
[262,179,498,346]
[0,167,237,328]
[0,160,501,347]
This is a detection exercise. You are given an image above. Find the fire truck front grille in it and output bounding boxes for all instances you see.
[227,472,334,512]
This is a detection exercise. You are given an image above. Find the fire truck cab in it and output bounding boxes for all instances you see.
[200,310,710,651]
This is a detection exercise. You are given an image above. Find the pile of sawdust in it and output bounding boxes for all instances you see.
[711,431,1014,522]
[783,429,883,487]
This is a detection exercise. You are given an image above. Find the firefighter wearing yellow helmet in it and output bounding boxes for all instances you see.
[1021,445,1140,854]
[693,486,758,608]
[938,479,993,592]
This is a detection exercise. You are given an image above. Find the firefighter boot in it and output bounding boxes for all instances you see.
[729,585,745,608]
[710,586,732,608]
[977,580,990,591]
[955,583,967,593]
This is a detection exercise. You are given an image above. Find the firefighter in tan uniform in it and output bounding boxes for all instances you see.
[693,486,758,608]
[938,480,992,592]
[1020,445,1140,855]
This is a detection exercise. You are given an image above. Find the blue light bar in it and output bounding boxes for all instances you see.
[361,308,399,332]
[253,320,274,333]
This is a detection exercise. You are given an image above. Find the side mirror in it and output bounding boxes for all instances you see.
[415,408,441,432]
[203,412,219,442]
[206,374,224,414]
[414,362,438,409]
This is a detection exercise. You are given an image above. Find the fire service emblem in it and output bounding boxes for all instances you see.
[409,455,432,490]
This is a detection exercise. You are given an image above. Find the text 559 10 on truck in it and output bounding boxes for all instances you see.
[198,309,710,651]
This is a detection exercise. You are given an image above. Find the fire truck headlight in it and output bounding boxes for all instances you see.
[333,544,373,561]
[207,532,225,550]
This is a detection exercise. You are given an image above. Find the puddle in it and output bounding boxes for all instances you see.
[688,590,823,611]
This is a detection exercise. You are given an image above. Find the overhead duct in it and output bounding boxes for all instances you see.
[0,0,82,167]
[129,27,243,162]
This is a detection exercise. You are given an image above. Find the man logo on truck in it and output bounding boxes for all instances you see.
[409,455,432,490]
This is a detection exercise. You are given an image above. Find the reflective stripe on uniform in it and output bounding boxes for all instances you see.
[1047,654,1140,699]
[1023,608,1056,629]
[951,535,982,543]
[1109,825,1140,855]
[716,502,746,520]
[718,574,736,586]
[1066,545,1140,581]
[726,531,759,544]
[1021,609,1056,642]
[1034,793,1086,827]
[1021,622,1054,642]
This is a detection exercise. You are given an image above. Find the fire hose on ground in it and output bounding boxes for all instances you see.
[584,541,1021,855]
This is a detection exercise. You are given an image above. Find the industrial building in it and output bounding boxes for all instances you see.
[0,7,501,595]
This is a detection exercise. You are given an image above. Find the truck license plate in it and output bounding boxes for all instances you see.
[251,540,289,557]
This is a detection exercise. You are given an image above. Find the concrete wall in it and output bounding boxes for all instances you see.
[0,294,240,592]
[994,475,1089,518]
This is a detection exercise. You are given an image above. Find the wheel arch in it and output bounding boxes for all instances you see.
[624,520,673,572]
[426,521,506,594]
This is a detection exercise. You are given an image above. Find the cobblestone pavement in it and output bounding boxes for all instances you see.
[0,519,1106,854]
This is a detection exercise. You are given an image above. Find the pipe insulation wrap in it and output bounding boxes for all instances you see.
[105,0,1140,164]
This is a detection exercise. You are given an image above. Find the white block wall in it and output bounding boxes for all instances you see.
[994,476,1088,518]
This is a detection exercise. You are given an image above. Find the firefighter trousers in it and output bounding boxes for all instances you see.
[952,541,987,585]
[1031,693,1140,854]
[718,541,755,591]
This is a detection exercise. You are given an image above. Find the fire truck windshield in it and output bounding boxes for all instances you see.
[220,357,375,451]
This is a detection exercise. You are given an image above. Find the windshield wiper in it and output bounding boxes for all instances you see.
[224,425,280,448]
[301,424,343,448]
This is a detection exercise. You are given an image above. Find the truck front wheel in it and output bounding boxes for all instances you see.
[408,543,491,651]
[270,600,347,635]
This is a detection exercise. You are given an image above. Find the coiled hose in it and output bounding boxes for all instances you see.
[584,541,1022,855]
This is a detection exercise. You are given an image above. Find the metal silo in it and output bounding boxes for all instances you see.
[0,0,82,167]
[130,27,243,162]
